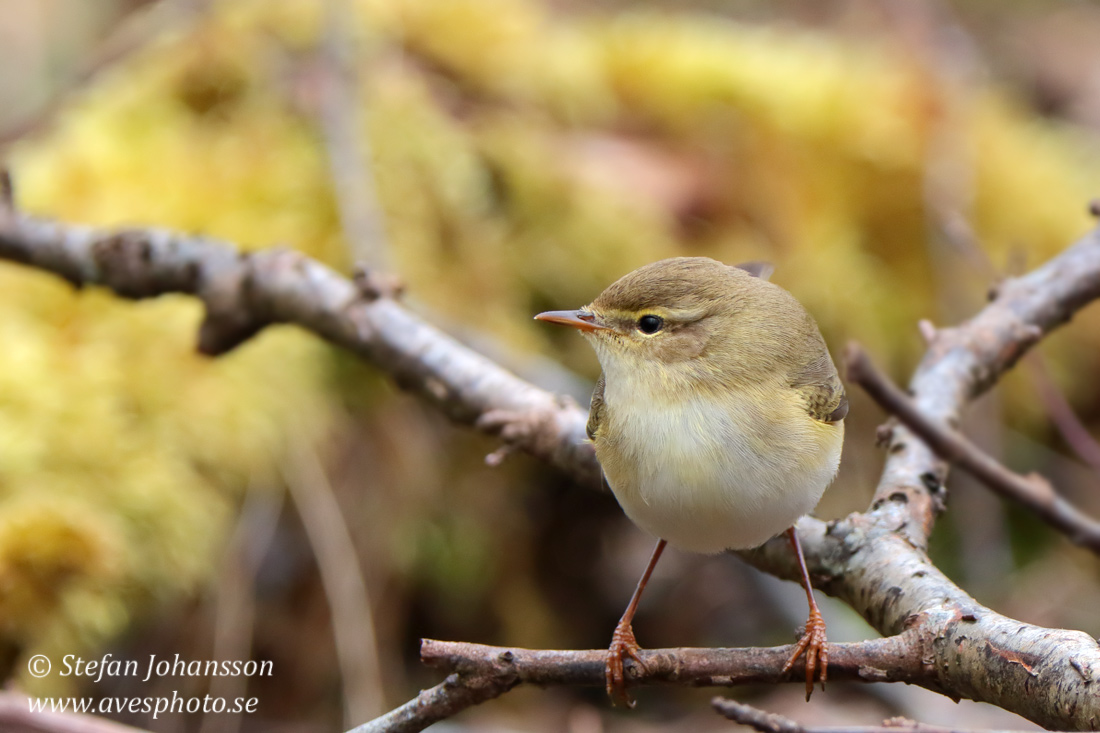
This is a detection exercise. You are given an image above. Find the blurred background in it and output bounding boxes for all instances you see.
[2,0,1100,730]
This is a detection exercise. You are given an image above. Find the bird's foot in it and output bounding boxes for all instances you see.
[781,605,828,701]
[606,622,647,708]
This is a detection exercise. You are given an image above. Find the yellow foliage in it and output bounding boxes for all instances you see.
[5,1,336,691]
[0,500,122,638]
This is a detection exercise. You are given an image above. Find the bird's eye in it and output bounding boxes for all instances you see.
[637,315,664,334]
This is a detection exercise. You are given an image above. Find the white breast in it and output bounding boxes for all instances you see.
[596,380,842,554]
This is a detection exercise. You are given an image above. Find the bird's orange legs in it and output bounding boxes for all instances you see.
[780,526,828,700]
[605,538,666,707]
[607,530,826,707]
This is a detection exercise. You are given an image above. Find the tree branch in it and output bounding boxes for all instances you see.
[1025,353,1100,476]
[742,515,1100,731]
[866,224,1100,542]
[342,637,929,733]
[847,343,1100,552]
[316,0,393,271]
[711,697,1046,733]
[0,201,599,490]
[344,672,515,733]
[420,635,931,690]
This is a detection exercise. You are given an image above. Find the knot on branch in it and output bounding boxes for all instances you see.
[197,250,269,356]
[92,232,159,298]
[477,404,568,463]
[420,640,522,697]
[353,265,404,301]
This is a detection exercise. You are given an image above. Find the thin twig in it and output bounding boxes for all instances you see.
[0,0,211,148]
[284,437,384,725]
[200,479,284,733]
[317,0,391,270]
[847,343,1100,552]
[344,672,516,733]
[1026,352,1100,476]
[711,697,1046,733]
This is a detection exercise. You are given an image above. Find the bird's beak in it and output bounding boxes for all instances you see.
[534,309,610,333]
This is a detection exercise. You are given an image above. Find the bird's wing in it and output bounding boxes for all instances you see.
[586,373,606,441]
[793,353,848,424]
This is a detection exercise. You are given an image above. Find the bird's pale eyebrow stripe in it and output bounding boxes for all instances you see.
[641,307,708,327]
[598,306,708,322]
[665,307,708,322]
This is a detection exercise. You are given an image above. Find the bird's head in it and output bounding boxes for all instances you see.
[537,257,808,392]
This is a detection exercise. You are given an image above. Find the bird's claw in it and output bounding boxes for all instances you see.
[781,607,828,701]
[606,622,646,708]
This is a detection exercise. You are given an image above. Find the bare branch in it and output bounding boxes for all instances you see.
[714,697,806,733]
[743,514,1100,731]
[1026,353,1100,476]
[847,343,1100,552]
[283,439,384,725]
[711,697,1045,733]
[316,0,392,270]
[0,209,599,489]
[419,636,929,689]
[347,636,928,733]
[869,225,1100,540]
[201,478,283,733]
[344,672,515,733]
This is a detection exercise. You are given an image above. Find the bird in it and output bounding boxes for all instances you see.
[535,256,846,706]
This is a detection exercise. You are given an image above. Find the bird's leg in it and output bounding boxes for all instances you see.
[780,526,828,700]
[606,538,666,708]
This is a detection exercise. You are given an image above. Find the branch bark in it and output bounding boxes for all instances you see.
[711,697,1046,733]
[865,224,1100,542]
[0,205,599,490]
[744,514,1100,731]
[344,636,928,733]
[420,635,930,688]
[847,343,1100,552]
[1026,353,1100,476]
[344,672,515,733]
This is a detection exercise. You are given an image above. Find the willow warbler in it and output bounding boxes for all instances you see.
[536,257,846,706]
